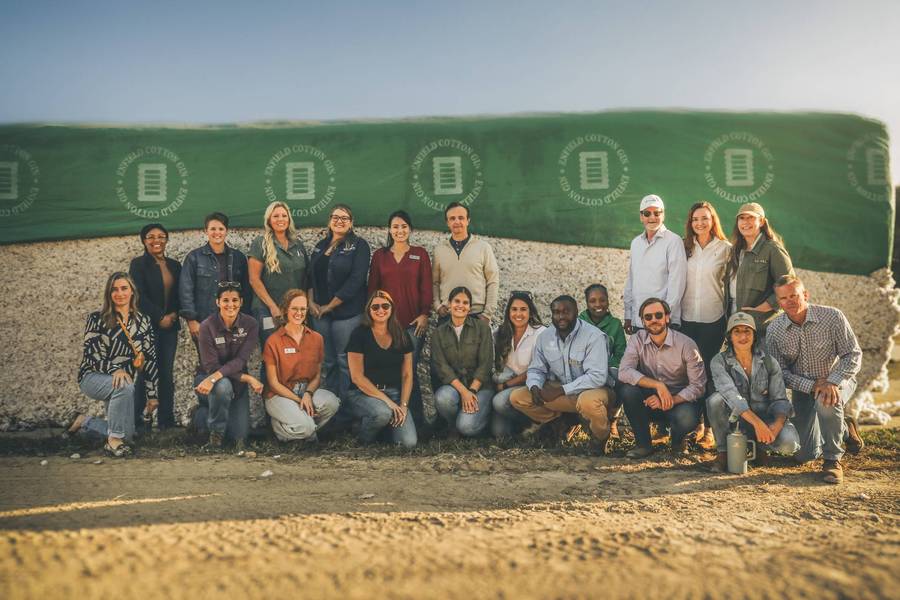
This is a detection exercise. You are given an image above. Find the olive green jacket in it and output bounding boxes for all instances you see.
[723,236,794,331]
[431,316,494,387]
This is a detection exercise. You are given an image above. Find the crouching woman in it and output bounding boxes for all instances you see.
[263,289,339,442]
[707,311,800,472]
[73,272,159,457]
[346,290,417,447]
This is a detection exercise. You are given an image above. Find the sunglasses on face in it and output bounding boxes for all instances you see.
[641,210,663,217]
[370,303,392,311]
[642,311,665,321]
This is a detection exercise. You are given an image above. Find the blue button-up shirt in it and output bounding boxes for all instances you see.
[526,319,610,396]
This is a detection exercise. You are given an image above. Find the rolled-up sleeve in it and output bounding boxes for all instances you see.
[616,335,644,386]
[525,338,550,390]
[710,353,749,416]
[675,340,707,402]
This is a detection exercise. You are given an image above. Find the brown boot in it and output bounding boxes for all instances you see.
[609,417,620,439]
[709,452,728,473]
[845,416,864,455]
[822,459,844,484]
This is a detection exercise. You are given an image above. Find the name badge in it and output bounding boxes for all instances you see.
[262,316,275,330]
[215,337,226,345]
[409,254,420,261]
[284,347,297,354]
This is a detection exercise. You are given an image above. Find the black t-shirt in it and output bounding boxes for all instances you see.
[215,252,227,282]
[314,251,332,304]
[345,326,410,390]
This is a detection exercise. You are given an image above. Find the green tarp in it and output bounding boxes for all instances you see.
[0,111,893,275]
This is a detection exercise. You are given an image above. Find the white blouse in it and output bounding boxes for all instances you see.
[505,325,547,375]
[682,237,731,323]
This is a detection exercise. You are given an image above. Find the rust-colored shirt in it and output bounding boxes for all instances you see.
[262,326,324,399]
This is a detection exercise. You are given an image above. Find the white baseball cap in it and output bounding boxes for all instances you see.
[639,194,665,211]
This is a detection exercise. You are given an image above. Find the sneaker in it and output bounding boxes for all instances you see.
[587,436,610,456]
[709,452,728,473]
[822,459,844,484]
[844,416,864,455]
[674,438,691,456]
[233,439,246,454]
[626,445,655,460]
[203,431,225,451]
[698,429,716,450]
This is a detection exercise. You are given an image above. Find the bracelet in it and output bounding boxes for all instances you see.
[468,386,479,394]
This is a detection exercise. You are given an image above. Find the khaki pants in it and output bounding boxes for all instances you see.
[510,386,614,441]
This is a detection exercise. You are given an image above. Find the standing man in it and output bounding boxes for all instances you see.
[623,194,687,334]
[432,202,500,323]
[510,295,614,455]
[617,297,706,458]
[767,275,862,484]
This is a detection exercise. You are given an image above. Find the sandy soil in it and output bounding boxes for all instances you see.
[1,437,897,600]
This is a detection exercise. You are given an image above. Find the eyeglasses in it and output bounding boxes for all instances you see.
[370,303,392,312]
[330,215,351,224]
[642,311,665,321]
[217,281,242,290]
[145,235,168,241]
[640,210,663,217]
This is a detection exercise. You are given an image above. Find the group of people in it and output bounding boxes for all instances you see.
[69,195,864,484]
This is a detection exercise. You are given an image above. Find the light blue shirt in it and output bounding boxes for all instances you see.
[623,224,688,325]
[526,319,610,396]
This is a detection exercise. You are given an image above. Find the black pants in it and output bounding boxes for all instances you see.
[618,383,699,448]
[679,316,726,424]
[135,326,179,429]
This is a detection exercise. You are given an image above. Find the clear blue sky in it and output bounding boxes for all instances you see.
[2,0,897,183]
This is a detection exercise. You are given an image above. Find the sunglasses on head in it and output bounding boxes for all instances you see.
[370,302,392,311]
[642,311,665,321]
[641,210,663,217]
[217,281,241,290]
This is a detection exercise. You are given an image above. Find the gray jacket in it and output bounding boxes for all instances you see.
[710,347,791,420]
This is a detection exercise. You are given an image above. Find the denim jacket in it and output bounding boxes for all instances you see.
[710,346,791,420]
[178,243,251,322]
[309,233,371,321]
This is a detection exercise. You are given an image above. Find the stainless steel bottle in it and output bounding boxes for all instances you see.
[727,430,756,474]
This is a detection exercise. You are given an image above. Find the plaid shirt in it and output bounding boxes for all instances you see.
[765,304,861,394]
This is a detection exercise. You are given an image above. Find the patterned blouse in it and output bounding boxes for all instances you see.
[78,311,160,401]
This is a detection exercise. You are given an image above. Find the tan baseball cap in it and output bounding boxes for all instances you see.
[737,202,765,219]
[726,311,757,333]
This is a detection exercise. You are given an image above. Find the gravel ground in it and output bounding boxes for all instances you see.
[0,227,897,429]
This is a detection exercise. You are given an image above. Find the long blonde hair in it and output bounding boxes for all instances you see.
[262,201,298,274]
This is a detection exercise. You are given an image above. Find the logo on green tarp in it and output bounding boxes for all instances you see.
[704,132,775,203]
[115,146,189,219]
[847,134,890,202]
[411,139,484,211]
[0,145,39,217]
[264,144,336,217]
[558,135,630,206]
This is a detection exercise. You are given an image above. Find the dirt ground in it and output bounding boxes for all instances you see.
[0,425,898,600]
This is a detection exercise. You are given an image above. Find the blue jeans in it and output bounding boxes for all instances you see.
[79,371,136,441]
[348,388,417,448]
[791,380,857,462]
[434,385,493,437]
[312,313,361,401]
[618,382,699,448]
[491,386,531,438]
[192,374,250,443]
[136,326,178,429]
[706,392,800,455]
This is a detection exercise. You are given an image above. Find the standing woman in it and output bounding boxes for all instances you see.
[248,201,310,361]
[308,204,371,404]
[263,289,340,442]
[179,212,251,348]
[193,282,261,449]
[346,290,417,447]
[70,272,159,457]
[367,210,432,432]
[432,286,494,438]
[491,292,546,438]
[723,202,794,334]
[129,223,181,430]
[680,202,731,448]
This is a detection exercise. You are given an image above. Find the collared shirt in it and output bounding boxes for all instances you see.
[248,235,310,313]
[618,328,707,402]
[683,237,731,323]
[577,310,627,368]
[262,326,324,399]
[526,319,610,396]
[502,325,547,375]
[367,245,433,327]
[449,234,470,256]
[766,304,862,394]
[431,316,494,387]
[197,312,259,396]
[623,225,688,325]
[710,347,791,420]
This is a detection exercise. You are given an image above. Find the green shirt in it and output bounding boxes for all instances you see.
[431,316,494,387]
[248,234,310,312]
[578,310,626,368]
